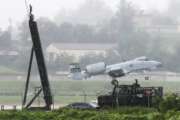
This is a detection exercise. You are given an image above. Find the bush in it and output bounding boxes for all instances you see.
[1,107,180,120]
[159,94,180,112]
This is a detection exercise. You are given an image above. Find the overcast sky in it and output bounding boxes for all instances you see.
[0,0,168,30]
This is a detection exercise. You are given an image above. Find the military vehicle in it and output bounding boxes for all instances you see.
[98,80,163,107]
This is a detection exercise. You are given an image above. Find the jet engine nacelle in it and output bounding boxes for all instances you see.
[85,62,106,76]
[108,69,125,78]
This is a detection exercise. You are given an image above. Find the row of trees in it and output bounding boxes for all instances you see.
[0,0,180,72]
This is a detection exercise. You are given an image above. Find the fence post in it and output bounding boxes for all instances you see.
[1,105,4,111]
[13,105,17,110]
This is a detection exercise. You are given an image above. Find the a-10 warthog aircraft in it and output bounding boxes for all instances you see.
[68,56,162,80]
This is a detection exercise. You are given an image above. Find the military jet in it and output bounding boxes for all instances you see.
[68,56,162,80]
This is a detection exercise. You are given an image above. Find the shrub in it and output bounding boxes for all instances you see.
[159,94,180,112]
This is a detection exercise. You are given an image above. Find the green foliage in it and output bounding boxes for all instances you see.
[152,96,163,109]
[159,94,180,112]
[0,107,180,120]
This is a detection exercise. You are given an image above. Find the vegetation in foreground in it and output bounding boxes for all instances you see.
[0,107,179,120]
[0,94,180,120]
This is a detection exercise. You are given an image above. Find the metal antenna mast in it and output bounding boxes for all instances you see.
[22,5,53,110]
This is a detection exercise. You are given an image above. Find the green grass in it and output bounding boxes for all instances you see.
[0,76,179,105]
[0,77,179,119]
[0,97,22,104]
[0,66,20,74]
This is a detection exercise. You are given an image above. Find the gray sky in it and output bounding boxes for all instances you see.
[0,0,168,30]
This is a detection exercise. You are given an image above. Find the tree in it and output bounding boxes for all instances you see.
[168,0,180,19]
[0,30,12,49]
[17,20,31,51]
[55,0,113,26]
[57,22,74,42]
[109,0,150,60]
[73,24,94,43]
[48,54,75,72]
[151,13,177,26]
[37,17,59,47]
[18,17,59,49]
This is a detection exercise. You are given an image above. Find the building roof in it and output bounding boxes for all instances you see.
[48,43,118,50]
[0,50,19,56]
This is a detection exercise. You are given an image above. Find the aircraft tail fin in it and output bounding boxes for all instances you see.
[68,63,83,80]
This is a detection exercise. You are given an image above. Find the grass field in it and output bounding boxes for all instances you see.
[0,74,179,106]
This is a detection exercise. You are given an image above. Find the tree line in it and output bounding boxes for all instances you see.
[0,0,180,73]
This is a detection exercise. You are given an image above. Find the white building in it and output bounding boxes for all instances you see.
[46,43,117,62]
